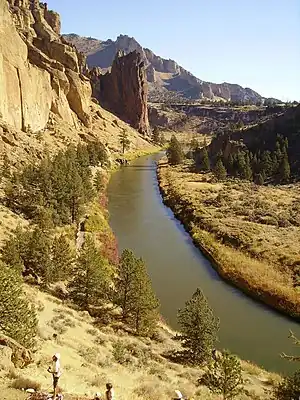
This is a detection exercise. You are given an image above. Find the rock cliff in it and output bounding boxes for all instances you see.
[0,0,91,133]
[89,50,149,135]
[209,105,300,174]
[63,33,266,104]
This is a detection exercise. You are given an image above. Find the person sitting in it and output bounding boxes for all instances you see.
[94,392,102,400]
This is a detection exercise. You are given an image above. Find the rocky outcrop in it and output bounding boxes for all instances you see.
[0,0,91,132]
[209,105,300,174]
[89,51,149,135]
[63,33,268,104]
[0,333,32,368]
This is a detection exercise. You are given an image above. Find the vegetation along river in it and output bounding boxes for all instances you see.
[107,153,300,374]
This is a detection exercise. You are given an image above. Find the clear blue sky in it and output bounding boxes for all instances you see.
[47,0,299,101]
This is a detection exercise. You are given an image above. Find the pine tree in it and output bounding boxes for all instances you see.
[274,370,300,400]
[115,249,159,336]
[213,159,227,181]
[244,153,253,181]
[159,132,166,146]
[255,173,265,185]
[32,207,54,232]
[68,236,111,309]
[129,258,159,336]
[201,148,211,171]
[119,130,131,154]
[23,227,52,282]
[49,234,75,283]
[177,288,219,365]
[166,135,184,165]
[278,150,291,183]
[1,153,11,179]
[115,249,139,320]
[227,154,234,175]
[0,262,38,348]
[1,225,27,273]
[200,351,243,399]
[152,127,161,145]
[94,170,105,193]
[190,138,199,152]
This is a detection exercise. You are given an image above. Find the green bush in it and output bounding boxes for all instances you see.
[0,263,37,348]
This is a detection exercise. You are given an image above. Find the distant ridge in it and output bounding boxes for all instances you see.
[63,33,266,104]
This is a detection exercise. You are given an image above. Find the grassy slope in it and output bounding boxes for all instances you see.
[157,161,300,319]
[0,287,278,400]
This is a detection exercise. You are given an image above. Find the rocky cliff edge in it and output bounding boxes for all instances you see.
[1,0,91,133]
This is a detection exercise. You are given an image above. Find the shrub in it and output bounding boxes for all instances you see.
[274,370,300,400]
[11,376,41,391]
[200,351,243,399]
[112,340,130,365]
[0,263,37,348]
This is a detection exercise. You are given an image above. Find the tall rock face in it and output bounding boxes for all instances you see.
[89,51,149,135]
[0,0,91,132]
[63,33,266,104]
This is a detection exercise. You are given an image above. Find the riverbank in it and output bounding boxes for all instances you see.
[157,160,300,320]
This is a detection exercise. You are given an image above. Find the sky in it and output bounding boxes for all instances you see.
[47,0,300,101]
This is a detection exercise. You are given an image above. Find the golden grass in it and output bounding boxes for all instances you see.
[0,286,277,400]
[158,162,300,318]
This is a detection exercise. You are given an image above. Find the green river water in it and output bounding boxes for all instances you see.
[107,153,300,374]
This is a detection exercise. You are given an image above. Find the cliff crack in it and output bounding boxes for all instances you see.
[16,67,25,132]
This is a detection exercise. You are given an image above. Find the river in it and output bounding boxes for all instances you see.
[107,153,300,374]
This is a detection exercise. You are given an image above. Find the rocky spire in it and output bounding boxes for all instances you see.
[89,50,150,135]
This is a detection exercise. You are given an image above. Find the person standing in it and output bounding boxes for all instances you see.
[105,383,114,400]
[47,352,62,399]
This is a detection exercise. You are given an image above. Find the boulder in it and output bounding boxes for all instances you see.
[0,345,13,370]
[0,333,32,368]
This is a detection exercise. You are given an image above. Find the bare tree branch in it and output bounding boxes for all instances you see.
[280,331,300,362]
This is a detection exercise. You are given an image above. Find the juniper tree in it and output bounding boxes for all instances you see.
[274,370,300,400]
[119,130,131,154]
[213,159,227,181]
[255,173,265,186]
[177,288,219,365]
[159,132,166,146]
[1,225,27,273]
[190,138,199,152]
[115,249,139,320]
[94,170,105,193]
[0,262,37,348]
[278,149,290,183]
[116,249,159,336]
[167,135,184,165]
[68,236,111,309]
[129,258,159,336]
[152,127,161,145]
[201,148,211,171]
[23,227,52,282]
[49,234,75,283]
[200,351,243,399]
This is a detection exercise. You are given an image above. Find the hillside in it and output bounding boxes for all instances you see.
[0,286,278,400]
[209,104,300,175]
[63,34,264,104]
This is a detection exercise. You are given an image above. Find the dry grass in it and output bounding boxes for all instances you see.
[11,376,41,391]
[0,286,277,399]
[158,162,300,317]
